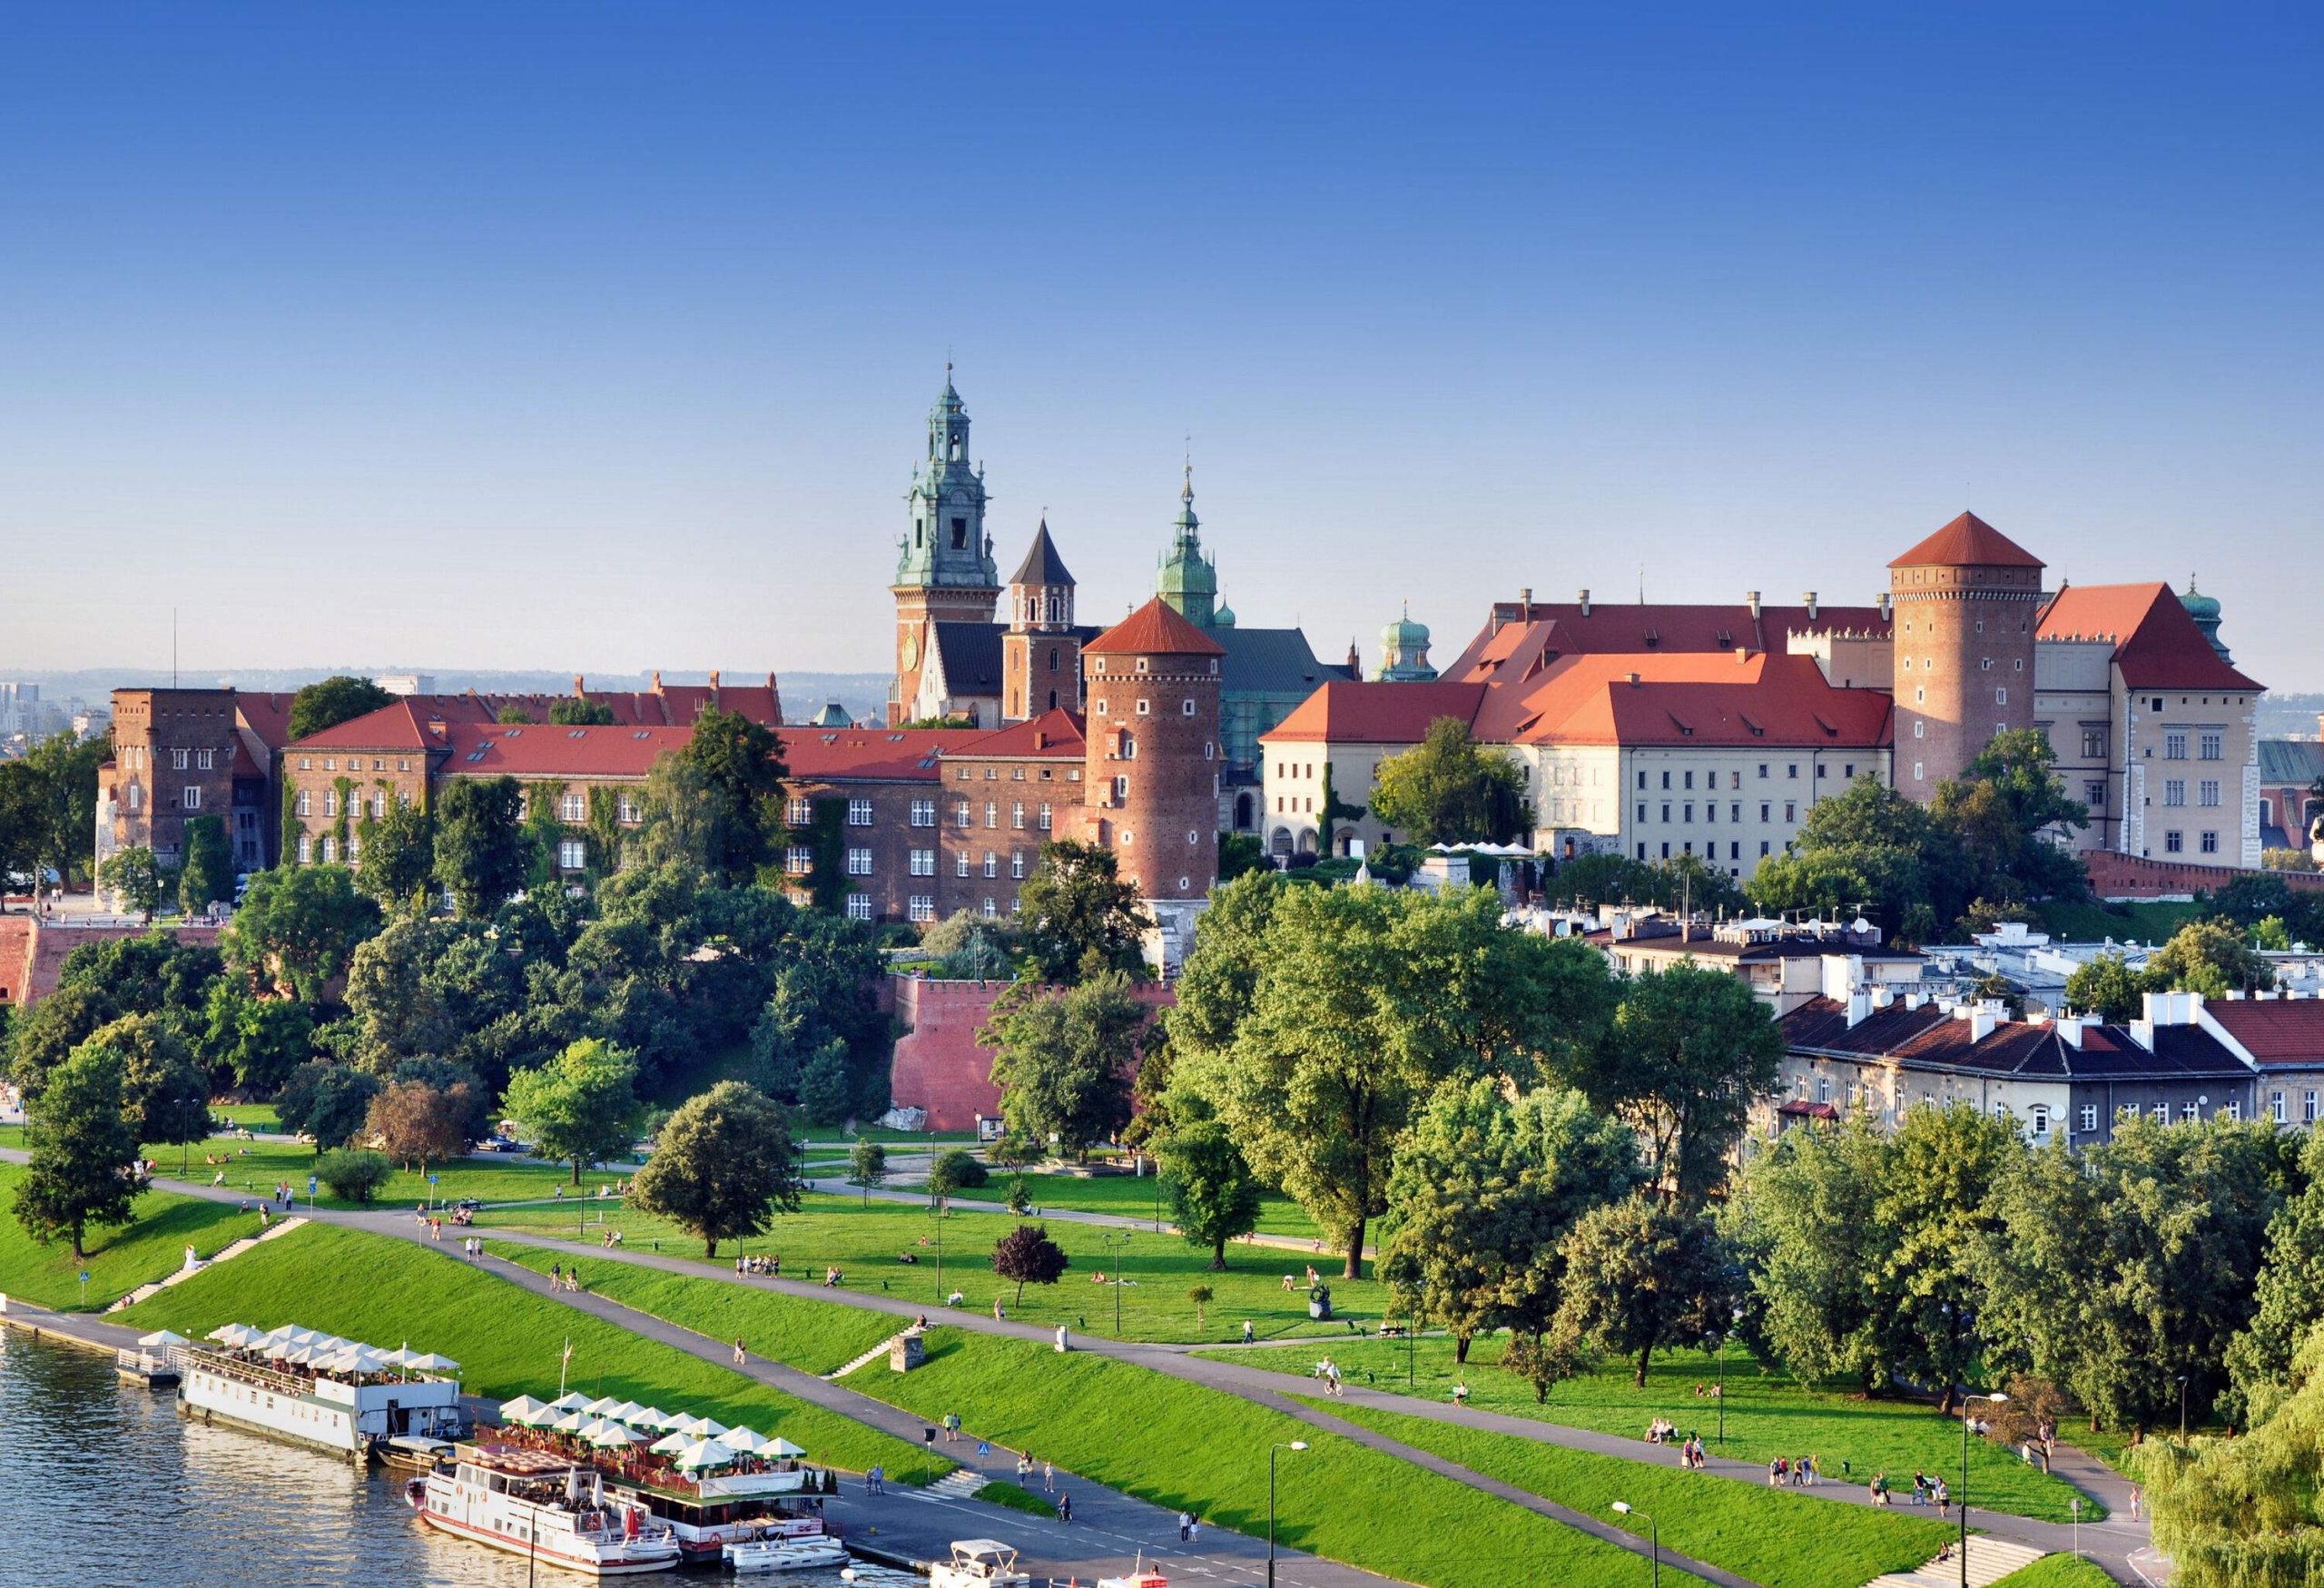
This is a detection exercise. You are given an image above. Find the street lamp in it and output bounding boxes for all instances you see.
[1959,1390,2008,1588]
[1611,1501,1658,1588]
[2177,1374,2191,1442]
[2070,1496,2082,1561]
[1267,1441,1308,1588]
[1715,1305,1742,1449]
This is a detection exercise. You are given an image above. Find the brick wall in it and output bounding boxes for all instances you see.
[2084,849,2324,901]
[1,920,225,1009]
[887,973,1175,1132]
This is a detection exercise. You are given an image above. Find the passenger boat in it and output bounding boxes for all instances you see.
[379,1434,457,1475]
[723,1531,850,1573]
[408,1443,683,1576]
[929,1539,1032,1588]
[602,1459,839,1564]
[175,1321,464,1462]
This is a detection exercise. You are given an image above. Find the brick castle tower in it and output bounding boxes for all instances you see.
[1080,596,1224,967]
[890,369,1000,723]
[1001,518,1079,723]
[1887,511,2045,800]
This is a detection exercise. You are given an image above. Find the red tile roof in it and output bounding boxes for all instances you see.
[232,692,298,750]
[290,682,791,754]
[1443,601,1891,681]
[1262,681,1491,745]
[2204,1000,2324,1069]
[944,709,1087,760]
[1888,511,2044,569]
[441,722,693,779]
[2038,582,2262,692]
[1495,652,1893,749]
[783,727,989,783]
[290,699,452,751]
[1083,597,1226,658]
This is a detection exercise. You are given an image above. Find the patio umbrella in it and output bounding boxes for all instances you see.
[604,1400,647,1424]
[648,1432,691,1455]
[583,1396,621,1415]
[672,1439,739,1471]
[588,1423,646,1448]
[547,1392,593,1414]
[139,1329,190,1348]
[499,1396,552,1425]
[551,1411,592,1435]
[760,1438,807,1458]
[405,1352,460,1373]
[204,1324,251,1345]
[629,1406,673,1431]
[676,1415,729,1440]
[381,1346,418,1367]
[721,1426,764,1454]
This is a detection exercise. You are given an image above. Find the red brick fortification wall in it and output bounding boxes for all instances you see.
[0,917,32,1009]
[11,921,224,1007]
[887,973,1175,1132]
[2085,850,2324,902]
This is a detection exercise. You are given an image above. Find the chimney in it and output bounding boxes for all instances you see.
[1520,587,1533,622]
[1626,671,1641,687]
[1846,988,1873,1029]
[651,670,663,693]
[1877,592,1893,622]
[1032,729,1048,751]
[1746,590,1761,619]
[572,674,585,695]
[765,672,777,692]
[1803,591,1819,622]
[2057,1011,2096,1049]
[1578,588,1591,617]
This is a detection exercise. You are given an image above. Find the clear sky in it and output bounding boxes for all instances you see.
[4,5,2319,688]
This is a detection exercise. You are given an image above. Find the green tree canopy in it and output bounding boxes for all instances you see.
[679,706,790,883]
[1723,1111,1893,1394]
[1876,1101,2019,1414]
[0,728,112,885]
[2146,918,2274,998]
[845,1138,889,1206]
[1014,839,1151,983]
[289,676,393,741]
[432,776,531,917]
[198,978,314,1092]
[355,797,436,908]
[98,846,162,923]
[992,1222,1070,1306]
[1157,1109,1265,1269]
[2063,950,2148,1022]
[2230,1130,2324,1418]
[628,1080,803,1257]
[1552,1193,1741,1387]
[980,971,1149,1160]
[548,696,619,726]
[501,1037,642,1184]
[312,1148,394,1202]
[224,863,381,1001]
[178,816,235,914]
[1365,717,1531,846]
[83,1012,211,1157]
[13,1045,140,1260]
[1594,962,1782,1207]
[273,1060,385,1150]
[2141,1325,2324,1587]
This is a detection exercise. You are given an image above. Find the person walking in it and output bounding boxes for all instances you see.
[1043,1459,1055,1493]
[1242,1319,1255,1345]
[1178,1510,1193,1543]
[733,1337,747,1366]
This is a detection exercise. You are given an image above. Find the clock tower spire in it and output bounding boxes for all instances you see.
[891,367,1002,723]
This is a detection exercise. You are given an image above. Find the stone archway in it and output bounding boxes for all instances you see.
[1269,826,1294,856]
[1235,793,1255,831]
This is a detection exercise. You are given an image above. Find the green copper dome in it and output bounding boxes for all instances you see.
[1155,463,1219,629]
[1375,604,1438,682]
[2181,576,2230,661]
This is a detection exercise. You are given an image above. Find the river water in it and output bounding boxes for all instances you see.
[0,1329,862,1587]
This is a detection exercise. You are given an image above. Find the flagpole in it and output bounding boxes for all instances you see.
[560,1337,572,1397]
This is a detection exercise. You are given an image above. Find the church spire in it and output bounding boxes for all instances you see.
[1156,459,1218,630]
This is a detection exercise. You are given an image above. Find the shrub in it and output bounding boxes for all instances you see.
[312,1149,394,1203]
[930,1147,989,1190]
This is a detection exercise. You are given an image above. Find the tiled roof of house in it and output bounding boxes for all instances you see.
[290,680,788,753]
[784,727,990,783]
[2259,740,2324,785]
[232,692,299,750]
[1489,652,1894,750]
[1261,681,1491,745]
[2205,1000,2324,1070]
[440,722,693,779]
[290,699,454,751]
[1782,995,2250,1080]
[943,709,1086,760]
[1444,601,1891,682]
[1888,511,2045,569]
[1085,597,1226,658]
[2038,582,2263,692]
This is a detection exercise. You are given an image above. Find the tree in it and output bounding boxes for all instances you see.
[312,1148,393,1203]
[1380,1078,1642,1364]
[548,696,619,726]
[1365,717,1531,845]
[925,1147,985,1211]
[846,1138,889,1206]
[1594,963,1782,1207]
[2230,1130,2324,1417]
[2064,951,2147,1023]
[1876,1101,2018,1414]
[86,1014,212,1168]
[13,1046,140,1260]
[1549,853,1743,915]
[1014,840,1150,982]
[980,972,1149,1160]
[1162,870,1283,1060]
[365,1080,473,1175]
[992,1222,1070,1307]
[273,1061,384,1150]
[1187,1283,1216,1333]
[1182,883,1618,1277]
[342,915,458,1075]
[1932,729,2090,904]
[1217,832,1266,883]
[1748,774,1964,945]
[224,864,381,1001]
[2140,1326,2324,1586]
[1552,1193,1741,1386]
[680,706,789,883]
[433,776,531,917]
[198,979,313,1092]
[2146,918,2274,998]
[496,704,538,725]
[1157,1114,1264,1269]
[355,798,436,907]
[501,1038,641,1184]
[288,676,392,741]
[98,846,162,923]
[0,729,112,887]
[628,1080,804,1257]
[1724,1111,1893,1394]
[798,1041,853,1126]
[178,816,234,914]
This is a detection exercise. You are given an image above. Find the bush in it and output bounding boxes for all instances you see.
[930,1147,989,1189]
[312,1149,394,1203]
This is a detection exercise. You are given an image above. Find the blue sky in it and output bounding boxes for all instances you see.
[4,5,2319,687]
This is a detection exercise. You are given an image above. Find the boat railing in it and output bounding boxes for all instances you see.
[175,1346,315,1397]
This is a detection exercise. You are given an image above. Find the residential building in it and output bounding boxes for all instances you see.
[96,688,295,876]
[2194,994,2324,1129]
[1573,910,1924,1016]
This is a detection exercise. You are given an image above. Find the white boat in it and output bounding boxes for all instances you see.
[175,1326,463,1461]
[409,1443,683,1576]
[1094,1559,1168,1588]
[724,1532,850,1573]
[930,1539,1032,1588]
[604,1464,838,1565]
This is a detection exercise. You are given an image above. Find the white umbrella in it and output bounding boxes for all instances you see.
[760,1437,806,1458]
[721,1426,764,1455]
[648,1432,691,1455]
[547,1392,593,1414]
[551,1411,592,1435]
[588,1422,646,1448]
[677,1415,729,1440]
[604,1400,647,1424]
[583,1396,621,1415]
[381,1346,418,1367]
[672,1438,739,1471]
[138,1329,190,1349]
[499,1396,552,1425]
[405,1352,460,1373]
[223,1324,270,1347]
[629,1406,673,1431]
[203,1324,248,1344]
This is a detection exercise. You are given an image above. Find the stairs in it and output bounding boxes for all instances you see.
[827,1332,906,1381]
[105,1217,307,1313]
[923,1470,988,1501]
[1864,1538,2046,1588]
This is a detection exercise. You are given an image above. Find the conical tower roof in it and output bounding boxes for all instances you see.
[1888,511,2043,570]
[1009,518,1075,587]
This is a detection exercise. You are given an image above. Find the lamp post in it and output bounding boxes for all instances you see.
[1715,1305,1742,1449]
[1611,1501,1658,1588]
[2177,1374,2191,1442]
[2070,1496,2081,1560]
[1267,1441,1308,1588]
[1959,1390,2008,1588]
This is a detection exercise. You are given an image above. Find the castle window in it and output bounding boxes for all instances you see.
[2199,779,2220,807]
[845,896,873,922]
[2200,731,2223,761]
[1011,802,1026,829]
[197,747,214,770]
[951,517,967,548]
[560,793,586,822]
[1995,687,2007,705]
[1137,699,1150,715]
[1182,698,1196,715]
[182,785,202,811]
[295,791,310,817]
[849,798,875,825]
[297,835,312,863]
[848,848,873,876]
[2201,831,2219,853]
[984,801,998,828]
[1012,851,1026,878]
[956,851,970,877]
[785,845,812,873]
[2165,730,2188,759]
[910,895,934,922]
[559,840,587,872]
[2165,830,2183,853]
[911,848,934,875]
[910,798,935,826]
[1039,803,1052,830]
[953,799,972,827]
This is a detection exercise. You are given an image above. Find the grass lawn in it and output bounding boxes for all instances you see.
[0,1161,266,1310]
[134,1132,631,1210]
[2034,897,2208,944]
[941,1169,1323,1242]
[1196,1334,2098,1523]
[488,1245,901,1376]
[973,1479,1054,1515]
[119,1222,938,1479]
[1305,1395,1956,1588]
[209,1103,281,1131]
[477,1191,1377,1345]
[1992,1555,2116,1586]
[828,1329,1679,1588]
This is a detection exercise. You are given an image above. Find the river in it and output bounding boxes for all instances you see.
[0,1328,862,1586]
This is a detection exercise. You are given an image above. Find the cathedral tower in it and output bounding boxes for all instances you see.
[1001,519,1080,723]
[1888,512,2044,800]
[1154,465,1220,631]
[891,370,1001,723]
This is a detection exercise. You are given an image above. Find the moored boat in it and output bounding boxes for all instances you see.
[724,1532,850,1573]
[929,1539,1032,1588]
[408,1443,683,1576]
[379,1434,457,1475]
[174,1321,465,1463]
